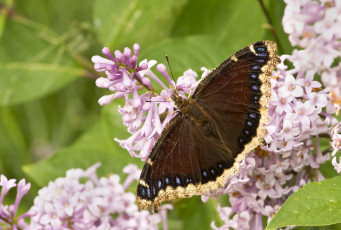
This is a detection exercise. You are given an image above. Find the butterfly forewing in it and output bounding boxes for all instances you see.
[137,40,280,212]
[193,41,277,155]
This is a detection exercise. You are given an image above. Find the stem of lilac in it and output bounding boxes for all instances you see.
[0,215,9,225]
[17,209,36,221]
[257,0,284,54]
[0,215,19,229]
[320,111,336,124]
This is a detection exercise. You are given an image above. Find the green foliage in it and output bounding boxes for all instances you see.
[1,0,337,229]
[266,177,341,230]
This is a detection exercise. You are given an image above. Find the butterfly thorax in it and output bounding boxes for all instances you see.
[172,94,210,128]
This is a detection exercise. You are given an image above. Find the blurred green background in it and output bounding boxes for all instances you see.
[0,0,339,229]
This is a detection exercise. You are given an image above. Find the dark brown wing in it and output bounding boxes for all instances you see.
[193,40,280,158]
[137,114,236,212]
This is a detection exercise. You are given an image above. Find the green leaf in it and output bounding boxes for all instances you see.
[0,107,29,178]
[265,0,293,55]
[167,196,221,230]
[140,35,235,77]
[0,62,84,106]
[0,18,85,106]
[23,102,142,186]
[266,176,341,230]
[93,0,186,49]
[13,0,94,33]
[171,0,267,51]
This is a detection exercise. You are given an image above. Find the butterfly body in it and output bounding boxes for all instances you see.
[137,41,280,212]
[173,95,212,128]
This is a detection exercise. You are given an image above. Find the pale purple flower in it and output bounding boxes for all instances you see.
[276,119,300,142]
[30,163,171,230]
[176,69,198,94]
[0,175,35,229]
[296,70,322,94]
[93,44,208,161]
[278,74,304,98]
[212,32,335,229]
[92,3,341,227]
[332,156,341,173]
[282,0,341,110]
[270,91,294,114]
[331,123,341,157]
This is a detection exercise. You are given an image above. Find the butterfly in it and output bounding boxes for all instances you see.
[137,41,280,212]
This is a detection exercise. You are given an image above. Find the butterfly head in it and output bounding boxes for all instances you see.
[171,93,188,111]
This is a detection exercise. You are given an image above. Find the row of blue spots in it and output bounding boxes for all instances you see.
[238,112,259,147]
[139,162,230,200]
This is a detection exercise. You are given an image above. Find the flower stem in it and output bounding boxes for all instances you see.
[257,0,284,54]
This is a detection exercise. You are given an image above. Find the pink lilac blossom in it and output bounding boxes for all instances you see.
[283,0,341,114]
[210,1,340,229]
[93,41,337,229]
[331,122,341,172]
[30,163,170,230]
[92,44,206,160]
[93,2,341,227]
[0,175,35,229]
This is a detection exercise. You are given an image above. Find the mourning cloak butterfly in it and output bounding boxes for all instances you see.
[137,40,280,212]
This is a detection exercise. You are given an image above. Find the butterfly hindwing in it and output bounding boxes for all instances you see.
[137,114,235,211]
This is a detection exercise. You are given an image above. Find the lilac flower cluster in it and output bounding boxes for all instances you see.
[92,45,205,160]
[283,0,341,114]
[209,1,341,229]
[331,122,341,172]
[0,175,34,229]
[30,163,170,230]
[92,2,341,229]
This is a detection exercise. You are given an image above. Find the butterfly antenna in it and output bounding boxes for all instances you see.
[165,55,177,92]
